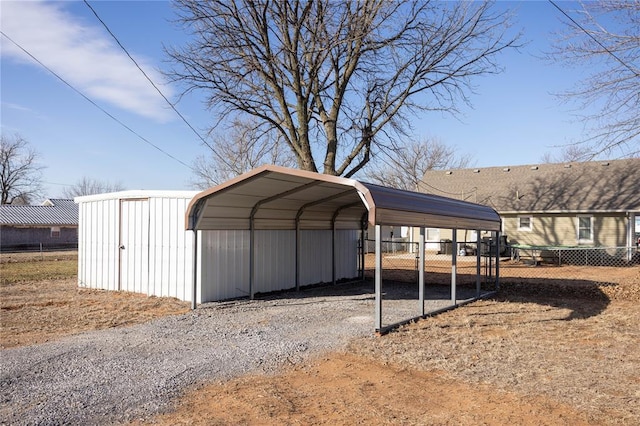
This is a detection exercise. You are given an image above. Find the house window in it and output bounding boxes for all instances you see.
[577,216,593,243]
[51,227,61,238]
[518,216,532,231]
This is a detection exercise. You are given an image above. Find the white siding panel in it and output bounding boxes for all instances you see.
[199,230,250,302]
[298,230,358,285]
[78,192,357,304]
[300,230,332,285]
[119,199,150,294]
[148,197,194,302]
[78,199,119,291]
[254,230,296,294]
[78,192,196,301]
[335,230,358,280]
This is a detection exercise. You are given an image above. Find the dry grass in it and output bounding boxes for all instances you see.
[0,252,189,349]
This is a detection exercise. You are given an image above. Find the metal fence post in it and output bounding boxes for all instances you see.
[419,227,425,317]
[451,228,457,304]
[375,225,382,332]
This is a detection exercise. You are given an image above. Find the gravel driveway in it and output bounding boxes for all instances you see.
[1,282,379,425]
[1,281,479,425]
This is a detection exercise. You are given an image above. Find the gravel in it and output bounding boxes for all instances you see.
[0,281,481,425]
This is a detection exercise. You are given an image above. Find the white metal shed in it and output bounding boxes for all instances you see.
[76,188,359,303]
[76,191,199,301]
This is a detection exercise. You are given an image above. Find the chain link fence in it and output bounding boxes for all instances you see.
[362,240,639,285]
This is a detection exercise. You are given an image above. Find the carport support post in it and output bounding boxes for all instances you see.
[476,230,481,297]
[191,230,198,310]
[418,227,425,317]
[375,224,382,332]
[295,220,300,291]
[249,219,255,300]
[332,221,336,286]
[495,231,501,291]
[451,229,457,304]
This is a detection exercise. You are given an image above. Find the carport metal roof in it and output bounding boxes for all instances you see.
[185,165,501,334]
[186,165,500,232]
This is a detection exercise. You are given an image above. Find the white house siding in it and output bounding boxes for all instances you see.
[503,213,629,247]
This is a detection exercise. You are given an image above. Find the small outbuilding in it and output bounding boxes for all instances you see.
[77,165,502,332]
[0,198,78,252]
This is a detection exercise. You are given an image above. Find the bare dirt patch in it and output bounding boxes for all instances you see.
[2,251,638,424]
[144,352,595,426]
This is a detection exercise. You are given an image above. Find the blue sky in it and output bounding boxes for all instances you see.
[0,1,613,199]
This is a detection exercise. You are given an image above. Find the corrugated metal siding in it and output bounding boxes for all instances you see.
[78,194,196,302]
[78,198,119,291]
[148,197,194,302]
[255,230,296,293]
[198,229,358,302]
[119,199,150,294]
[299,230,332,284]
[334,230,358,280]
[199,230,250,301]
[79,192,357,303]
[299,230,358,284]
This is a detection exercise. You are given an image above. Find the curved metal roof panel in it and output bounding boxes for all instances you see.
[186,165,500,232]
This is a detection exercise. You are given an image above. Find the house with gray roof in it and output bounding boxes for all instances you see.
[418,158,640,251]
[0,199,78,251]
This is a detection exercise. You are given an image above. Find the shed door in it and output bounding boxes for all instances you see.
[119,198,150,294]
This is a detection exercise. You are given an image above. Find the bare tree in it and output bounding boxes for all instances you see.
[191,118,296,189]
[549,0,640,158]
[540,143,595,163]
[363,137,471,190]
[62,177,125,198]
[0,134,44,205]
[168,0,519,177]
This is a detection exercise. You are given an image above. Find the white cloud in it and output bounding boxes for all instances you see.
[0,1,173,122]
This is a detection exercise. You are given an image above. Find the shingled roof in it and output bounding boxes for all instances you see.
[418,158,640,213]
[0,199,78,226]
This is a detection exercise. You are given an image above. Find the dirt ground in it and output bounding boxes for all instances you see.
[2,252,639,424]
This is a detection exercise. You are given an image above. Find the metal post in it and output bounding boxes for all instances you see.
[249,219,255,300]
[375,224,382,332]
[332,222,336,286]
[476,230,481,297]
[495,231,501,291]
[191,230,198,310]
[360,219,366,280]
[295,219,300,291]
[419,227,425,317]
[451,228,457,304]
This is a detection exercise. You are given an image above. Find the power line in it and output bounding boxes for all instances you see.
[83,0,231,168]
[548,0,640,77]
[0,30,194,171]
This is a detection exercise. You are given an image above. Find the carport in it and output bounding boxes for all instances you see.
[186,165,501,333]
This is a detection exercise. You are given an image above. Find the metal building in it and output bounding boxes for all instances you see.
[76,191,199,301]
[186,165,501,332]
[77,166,501,333]
[75,188,358,303]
